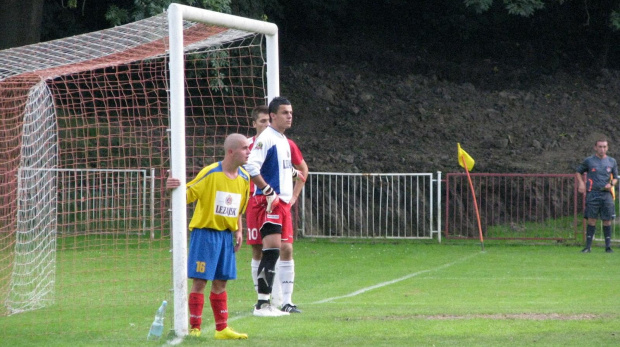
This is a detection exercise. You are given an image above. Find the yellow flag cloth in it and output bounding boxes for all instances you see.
[457,143,475,171]
[611,174,616,201]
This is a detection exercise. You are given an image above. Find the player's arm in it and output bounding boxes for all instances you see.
[575,172,586,194]
[290,160,308,206]
[575,160,588,194]
[289,139,306,183]
[233,218,243,252]
[165,175,197,204]
[251,174,280,213]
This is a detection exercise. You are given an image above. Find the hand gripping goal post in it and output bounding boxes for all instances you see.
[167,4,279,337]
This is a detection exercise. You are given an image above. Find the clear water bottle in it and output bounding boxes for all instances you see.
[147,300,167,340]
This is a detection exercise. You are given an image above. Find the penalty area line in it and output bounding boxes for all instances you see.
[312,253,479,304]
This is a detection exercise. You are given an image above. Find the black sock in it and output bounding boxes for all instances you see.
[255,299,270,310]
[603,225,612,248]
[585,225,596,249]
[256,248,279,296]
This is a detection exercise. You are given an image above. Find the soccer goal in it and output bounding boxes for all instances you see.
[168,4,278,337]
[0,5,276,342]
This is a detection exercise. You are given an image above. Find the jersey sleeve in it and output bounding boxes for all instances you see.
[245,135,270,177]
[239,167,250,214]
[576,159,588,174]
[185,165,213,204]
[288,139,304,166]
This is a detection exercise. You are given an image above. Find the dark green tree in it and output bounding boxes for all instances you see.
[464,0,620,67]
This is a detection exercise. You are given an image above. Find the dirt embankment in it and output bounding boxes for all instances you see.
[282,59,620,175]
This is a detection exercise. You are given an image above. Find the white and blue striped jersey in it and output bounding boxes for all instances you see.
[244,126,294,203]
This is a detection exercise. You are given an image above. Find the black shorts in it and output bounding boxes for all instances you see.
[584,191,616,220]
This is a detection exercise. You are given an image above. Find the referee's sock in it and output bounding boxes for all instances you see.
[603,225,612,248]
[585,225,596,249]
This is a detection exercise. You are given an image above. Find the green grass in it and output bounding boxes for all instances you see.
[2,239,619,346]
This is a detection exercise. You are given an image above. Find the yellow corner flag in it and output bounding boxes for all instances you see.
[457,143,475,171]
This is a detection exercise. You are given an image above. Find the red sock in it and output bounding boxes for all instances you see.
[188,292,204,330]
[210,291,228,331]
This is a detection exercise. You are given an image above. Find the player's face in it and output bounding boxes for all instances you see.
[233,139,251,166]
[270,104,293,132]
[253,113,270,136]
[594,141,608,158]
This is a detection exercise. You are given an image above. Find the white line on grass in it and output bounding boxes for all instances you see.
[312,253,479,304]
[170,253,479,343]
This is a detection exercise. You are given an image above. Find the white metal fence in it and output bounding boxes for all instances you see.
[300,172,442,240]
[53,168,156,238]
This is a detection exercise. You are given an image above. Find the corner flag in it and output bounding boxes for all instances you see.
[457,143,484,251]
[457,143,475,171]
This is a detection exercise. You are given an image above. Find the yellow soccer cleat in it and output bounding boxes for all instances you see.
[189,328,201,337]
[214,326,248,340]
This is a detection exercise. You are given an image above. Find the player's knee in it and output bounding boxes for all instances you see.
[280,243,293,260]
[251,244,263,260]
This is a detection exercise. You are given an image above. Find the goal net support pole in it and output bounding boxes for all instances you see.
[167,4,279,337]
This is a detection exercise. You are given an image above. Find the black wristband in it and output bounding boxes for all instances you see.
[262,184,273,195]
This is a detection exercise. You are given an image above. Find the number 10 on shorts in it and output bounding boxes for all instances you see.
[248,228,259,241]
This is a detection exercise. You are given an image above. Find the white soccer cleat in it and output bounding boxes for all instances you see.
[253,303,290,317]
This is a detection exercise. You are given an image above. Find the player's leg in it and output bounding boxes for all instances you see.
[246,196,264,292]
[210,232,247,339]
[188,279,207,336]
[256,233,280,306]
[251,245,262,292]
[601,194,616,253]
[582,196,600,253]
[279,244,299,313]
[187,229,216,336]
[278,203,300,312]
[253,203,288,316]
[602,194,615,253]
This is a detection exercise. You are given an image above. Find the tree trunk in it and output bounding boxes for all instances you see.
[0,0,44,50]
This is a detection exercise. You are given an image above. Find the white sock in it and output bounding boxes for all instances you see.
[278,260,295,306]
[251,258,260,293]
[271,259,283,307]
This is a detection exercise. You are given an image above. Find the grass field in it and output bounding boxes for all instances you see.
[2,239,619,346]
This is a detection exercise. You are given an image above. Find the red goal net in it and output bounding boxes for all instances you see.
[0,12,266,342]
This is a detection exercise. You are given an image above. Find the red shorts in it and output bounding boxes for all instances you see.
[246,195,293,245]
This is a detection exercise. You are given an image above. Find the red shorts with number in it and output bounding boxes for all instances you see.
[246,195,293,245]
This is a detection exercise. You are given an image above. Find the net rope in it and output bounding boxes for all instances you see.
[0,12,266,329]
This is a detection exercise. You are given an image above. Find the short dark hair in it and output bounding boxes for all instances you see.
[268,96,291,115]
[595,137,608,146]
[251,105,269,122]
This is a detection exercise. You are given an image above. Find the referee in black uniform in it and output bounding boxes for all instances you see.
[576,137,618,253]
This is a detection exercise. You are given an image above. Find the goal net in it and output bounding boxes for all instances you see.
[0,8,270,342]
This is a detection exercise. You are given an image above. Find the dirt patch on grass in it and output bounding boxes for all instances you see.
[415,313,598,320]
[341,313,600,321]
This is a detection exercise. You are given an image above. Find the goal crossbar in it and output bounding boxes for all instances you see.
[167,4,279,337]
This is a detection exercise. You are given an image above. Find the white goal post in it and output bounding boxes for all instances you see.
[167,4,279,337]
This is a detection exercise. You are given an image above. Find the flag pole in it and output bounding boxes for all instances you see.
[462,154,484,251]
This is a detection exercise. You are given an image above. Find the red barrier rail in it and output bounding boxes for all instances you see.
[445,173,582,241]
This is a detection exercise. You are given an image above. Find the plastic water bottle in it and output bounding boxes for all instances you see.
[147,300,167,340]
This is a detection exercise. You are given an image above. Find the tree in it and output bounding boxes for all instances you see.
[0,0,44,49]
[464,0,620,68]
[105,0,232,26]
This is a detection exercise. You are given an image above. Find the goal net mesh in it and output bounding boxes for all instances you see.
[0,12,265,341]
